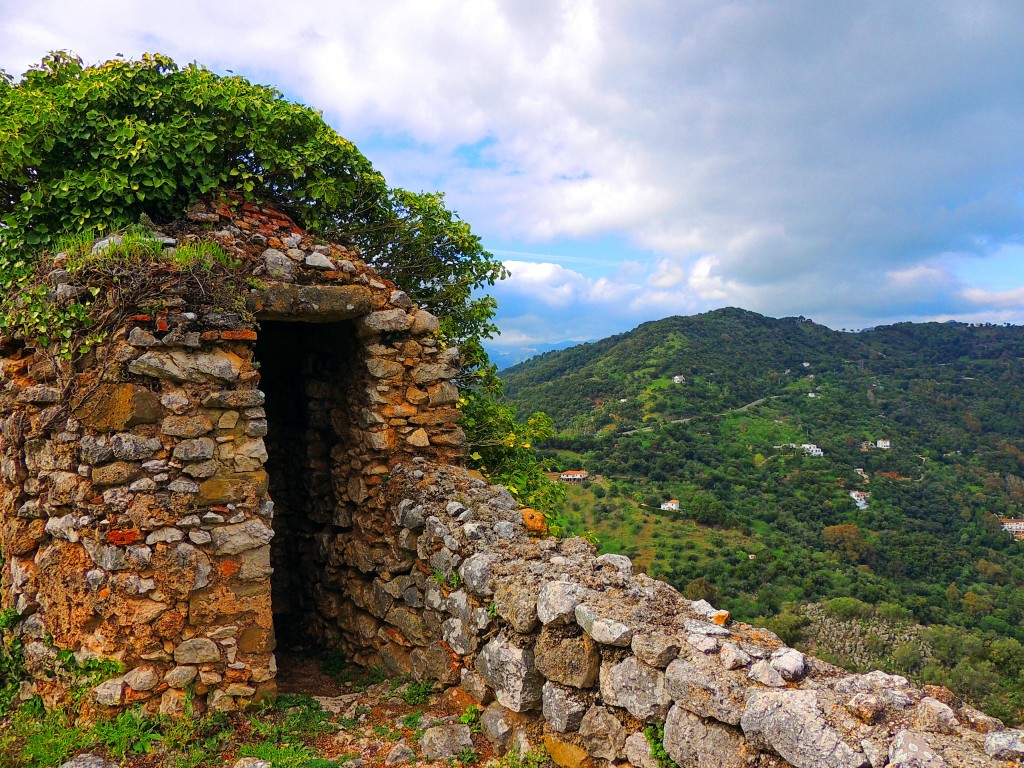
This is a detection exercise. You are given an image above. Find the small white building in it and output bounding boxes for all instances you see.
[854,468,869,481]
[801,443,824,457]
[672,375,686,384]
[661,499,680,511]
[849,490,870,509]
[876,439,891,449]
[559,470,589,484]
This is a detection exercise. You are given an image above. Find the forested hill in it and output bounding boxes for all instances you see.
[501,308,1024,721]
[501,307,1024,433]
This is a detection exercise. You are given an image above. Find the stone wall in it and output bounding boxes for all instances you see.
[373,462,1023,768]
[0,197,464,714]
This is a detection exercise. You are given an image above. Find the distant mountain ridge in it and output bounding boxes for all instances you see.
[501,307,1024,431]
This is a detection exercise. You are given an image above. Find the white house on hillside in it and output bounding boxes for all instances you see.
[801,443,824,457]
[672,375,686,384]
[876,439,891,449]
[559,470,589,484]
[661,499,680,511]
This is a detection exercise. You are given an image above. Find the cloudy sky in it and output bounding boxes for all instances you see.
[4,1,1024,361]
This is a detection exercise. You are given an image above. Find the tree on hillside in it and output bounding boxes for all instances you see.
[0,52,557,510]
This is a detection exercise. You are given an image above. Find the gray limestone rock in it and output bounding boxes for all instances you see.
[663,704,746,768]
[123,666,159,691]
[741,689,869,768]
[889,730,945,766]
[748,659,787,687]
[128,349,242,383]
[914,697,958,734]
[420,724,474,760]
[462,552,497,593]
[720,642,751,670]
[263,248,295,281]
[665,656,747,725]
[536,581,584,626]
[984,729,1024,759]
[578,705,626,761]
[111,433,162,461]
[632,629,682,668]
[481,702,514,750]
[770,647,807,681]
[173,638,220,664]
[542,681,589,733]
[600,656,671,723]
[475,634,543,712]
[305,253,335,269]
[626,732,661,768]
[211,520,274,554]
[172,437,216,461]
[360,309,413,334]
[575,604,633,646]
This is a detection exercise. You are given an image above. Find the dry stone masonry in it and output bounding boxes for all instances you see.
[1,197,1021,766]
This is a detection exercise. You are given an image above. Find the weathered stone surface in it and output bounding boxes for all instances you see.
[360,309,413,334]
[173,437,216,461]
[173,638,220,664]
[111,433,162,461]
[91,461,138,486]
[578,705,625,761]
[128,349,243,383]
[410,310,440,335]
[741,689,868,768]
[493,578,540,633]
[663,704,745,768]
[123,666,159,692]
[161,415,213,438]
[475,634,543,712]
[770,647,807,681]
[535,626,600,689]
[889,730,945,766]
[73,384,161,431]
[914,697,958,734]
[600,656,671,722]
[481,702,514,750]
[58,755,120,768]
[251,282,373,321]
[748,659,787,687]
[420,724,473,760]
[625,732,660,768]
[536,581,585,626]
[211,520,274,554]
[720,642,751,670]
[459,553,495,596]
[632,629,681,668]
[543,681,589,732]
[984,729,1024,759]
[665,656,746,725]
[543,734,592,768]
[575,604,632,646]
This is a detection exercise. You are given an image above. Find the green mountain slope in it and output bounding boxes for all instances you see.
[502,308,1024,720]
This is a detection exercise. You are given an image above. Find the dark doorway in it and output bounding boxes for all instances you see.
[255,320,356,651]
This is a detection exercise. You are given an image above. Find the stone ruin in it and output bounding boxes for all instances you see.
[1,197,1022,767]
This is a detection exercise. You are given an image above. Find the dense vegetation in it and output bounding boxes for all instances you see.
[504,308,1024,721]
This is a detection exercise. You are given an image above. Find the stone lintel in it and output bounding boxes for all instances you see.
[249,282,373,322]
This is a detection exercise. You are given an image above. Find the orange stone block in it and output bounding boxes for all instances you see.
[521,507,548,535]
[221,329,258,341]
[219,560,241,578]
[712,610,730,626]
[107,529,140,546]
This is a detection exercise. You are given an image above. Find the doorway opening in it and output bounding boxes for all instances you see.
[255,320,358,653]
